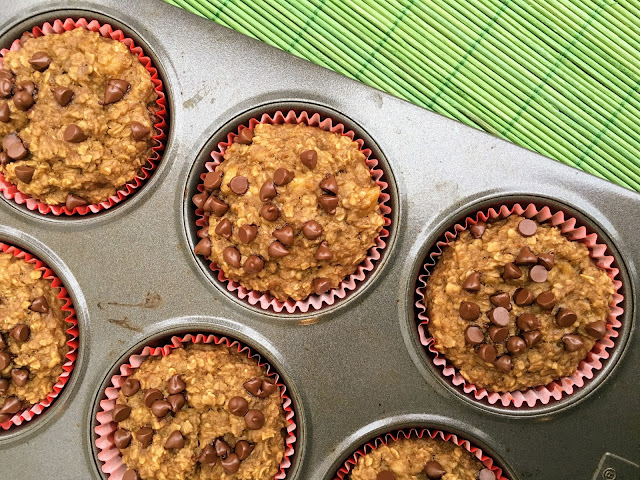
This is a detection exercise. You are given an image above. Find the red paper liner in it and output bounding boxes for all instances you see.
[414,203,624,408]
[0,242,79,430]
[0,18,168,215]
[95,333,296,480]
[334,427,507,480]
[194,110,392,313]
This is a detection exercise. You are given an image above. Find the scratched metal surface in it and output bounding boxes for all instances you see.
[0,1,638,479]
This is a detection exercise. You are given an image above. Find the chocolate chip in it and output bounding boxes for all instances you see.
[0,379,8,396]
[315,241,333,261]
[459,301,481,321]
[18,81,35,95]
[143,389,162,408]
[136,427,154,448]
[523,329,542,347]
[236,128,253,144]
[465,326,484,345]
[65,194,87,210]
[478,468,497,480]
[0,103,9,122]
[215,438,232,457]
[221,453,241,474]
[229,175,249,195]
[63,124,87,143]
[131,121,150,141]
[488,326,509,343]
[0,70,13,81]
[300,149,317,168]
[11,368,28,387]
[318,194,339,214]
[462,271,481,292]
[556,308,577,328]
[517,313,539,331]
[14,165,34,183]
[261,203,279,222]
[538,253,555,270]
[104,79,130,105]
[204,171,223,191]
[274,168,294,186]
[0,351,10,370]
[0,152,10,166]
[30,296,49,313]
[204,196,228,216]
[167,393,186,413]
[502,262,522,280]
[376,472,396,480]
[151,399,171,418]
[121,378,140,397]
[268,241,289,258]
[3,134,28,160]
[0,78,13,98]
[273,225,294,246]
[10,324,30,342]
[192,191,208,208]
[114,428,132,449]
[495,355,513,372]
[313,277,332,294]
[488,307,510,327]
[513,288,534,306]
[238,224,258,244]
[168,374,186,394]
[198,444,217,465]
[586,320,606,339]
[515,246,537,265]
[244,255,264,274]
[476,344,497,363]
[258,380,277,398]
[259,180,277,201]
[489,292,511,310]
[215,218,232,239]
[245,409,265,429]
[194,237,212,256]
[425,460,446,479]
[235,440,255,460]
[112,403,131,422]
[228,396,249,416]
[562,334,584,352]
[518,218,537,236]
[0,397,21,414]
[243,377,263,396]
[536,291,556,310]
[319,174,338,195]
[13,90,34,111]
[302,220,323,239]
[164,431,185,449]
[53,86,74,107]
[0,333,5,349]
[122,470,139,480]
[29,51,51,71]
[529,265,548,283]
[506,336,527,355]
[470,221,486,238]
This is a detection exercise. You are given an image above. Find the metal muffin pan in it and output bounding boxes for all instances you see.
[0,1,638,479]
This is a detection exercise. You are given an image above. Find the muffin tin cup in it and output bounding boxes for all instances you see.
[0,241,79,430]
[333,427,507,480]
[0,17,168,216]
[94,332,296,480]
[193,109,392,314]
[414,202,624,408]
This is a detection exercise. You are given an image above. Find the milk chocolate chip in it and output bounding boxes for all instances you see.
[0,379,8,396]
[261,203,279,222]
[3,134,28,160]
[122,470,139,480]
[586,320,606,339]
[235,440,255,460]
[376,472,396,480]
[488,326,508,343]
[192,191,208,208]
[488,307,510,327]
[273,225,294,246]
[495,355,513,372]
[30,296,48,313]
[221,453,241,474]
[244,409,265,429]
[164,431,185,449]
[515,246,537,265]
[121,378,140,397]
[239,224,258,244]
[302,220,323,239]
[502,262,522,280]
[556,308,577,328]
[63,124,88,143]
[517,218,537,236]
[465,326,484,345]
[517,313,539,331]
[0,351,11,370]
[194,237,212,256]
[112,404,131,422]
[506,336,527,355]
[0,103,9,122]
[529,265,548,283]
[523,329,542,347]
[477,344,497,363]
[53,86,74,106]
[318,194,338,214]
[0,77,12,98]
[204,171,223,190]
[236,128,253,144]
[489,292,511,310]
[167,393,186,413]
[223,246,242,268]
[268,241,289,258]
[215,438,232,458]
[244,255,264,274]
[198,444,217,465]
[462,272,481,292]
[11,368,28,387]
[10,324,30,342]
[229,175,249,195]
[14,165,35,183]
[0,397,21,414]
[29,51,51,71]
[319,174,338,195]
[425,460,446,479]
[151,399,172,418]
[136,427,154,448]
[143,388,162,406]
[65,194,87,210]
[168,374,186,394]
[536,291,556,310]
[315,241,333,260]
[300,149,317,168]
[313,277,332,294]
[273,168,294,186]
[537,252,555,270]
[13,83,35,111]
[513,288,534,306]
[203,196,228,216]
[479,468,497,480]
[562,334,584,352]
[469,221,486,238]
[459,301,480,321]
[114,428,132,449]
[215,218,232,239]
[259,180,277,201]
[228,396,249,416]
[104,79,130,105]
[130,121,150,141]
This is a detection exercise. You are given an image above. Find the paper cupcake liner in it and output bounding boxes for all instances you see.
[414,203,624,408]
[0,17,168,215]
[194,109,392,313]
[334,427,507,480]
[95,333,296,480]
[0,242,79,430]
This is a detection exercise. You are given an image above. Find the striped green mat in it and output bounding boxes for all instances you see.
[164,0,640,192]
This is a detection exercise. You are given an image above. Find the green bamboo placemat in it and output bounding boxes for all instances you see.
[163,0,640,192]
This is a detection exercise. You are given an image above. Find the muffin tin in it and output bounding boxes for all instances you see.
[0,1,638,479]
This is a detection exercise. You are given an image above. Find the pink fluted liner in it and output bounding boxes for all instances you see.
[0,18,168,215]
[334,427,507,480]
[0,242,79,430]
[414,203,624,408]
[95,333,296,480]
[194,110,392,313]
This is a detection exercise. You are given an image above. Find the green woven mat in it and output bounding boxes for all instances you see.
[164,0,640,192]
